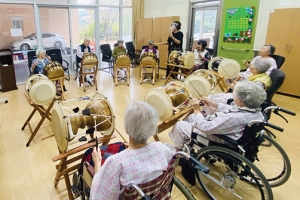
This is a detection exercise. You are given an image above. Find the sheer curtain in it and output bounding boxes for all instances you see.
[132,0,144,46]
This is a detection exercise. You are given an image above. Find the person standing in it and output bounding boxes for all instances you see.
[161,21,184,79]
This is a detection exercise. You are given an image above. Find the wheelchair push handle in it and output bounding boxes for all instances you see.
[175,151,210,174]
[277,107,296,116]
[264,106,296,116]
[265,122,284,132]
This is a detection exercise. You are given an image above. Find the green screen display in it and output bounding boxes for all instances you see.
[223,6,255,44]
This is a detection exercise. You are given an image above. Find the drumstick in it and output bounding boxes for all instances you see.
[185,77,203,98]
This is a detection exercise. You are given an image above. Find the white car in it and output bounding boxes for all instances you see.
[11,33,67,51]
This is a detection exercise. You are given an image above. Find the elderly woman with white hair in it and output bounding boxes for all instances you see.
[90,101,174,199]
[240,44,277,79]
[140,39,159,82]
[169,81,266,149]
[31,49,51,74]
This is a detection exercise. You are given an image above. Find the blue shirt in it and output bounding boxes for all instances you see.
[32,58,50,74]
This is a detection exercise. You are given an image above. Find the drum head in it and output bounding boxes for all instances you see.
[25,74,56,105]
[218,59,240,79]
[182,52,195,69]
[115,53,131,66]
[52,101,68,152]
[184,75,212,98]
[192,69,217,90]
[86,93,115,134]
[145,88,173,121]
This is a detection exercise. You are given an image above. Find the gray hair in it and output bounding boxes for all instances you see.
[148,39,154,44]
[36,49,46,56]
[117,39,124,44]
[233,81,267,109]
[253,57,271,73]
[124,101,159,144]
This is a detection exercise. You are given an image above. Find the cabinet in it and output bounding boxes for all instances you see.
[266,8,300,96]
[0,49,18,92]
[136,16,180,69]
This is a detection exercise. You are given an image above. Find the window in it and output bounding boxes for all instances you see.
[99,7,119,46]
[11,18,23,30]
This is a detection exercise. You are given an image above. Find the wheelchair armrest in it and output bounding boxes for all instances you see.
[84,161,95,178]
[63,59,69,67]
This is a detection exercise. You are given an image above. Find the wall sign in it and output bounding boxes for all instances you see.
[223,6,255,43]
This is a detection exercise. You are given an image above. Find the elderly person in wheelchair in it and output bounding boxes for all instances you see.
[90,101,174,199]
[169,81,266,149]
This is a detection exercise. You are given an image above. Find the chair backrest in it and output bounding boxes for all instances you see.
[27,50,37,70]
[46,49,63,64]
[125,42,136,58]
[114,43,118,47]
[205,48,213,55]
[100,44,112,60]
[121,157,177,200]
[261,69,285,119]
[270,54,285,69]
[142,45,158,50]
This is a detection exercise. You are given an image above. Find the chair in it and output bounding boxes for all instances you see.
[27,50,37,73]
[261,69,285,119]
[100,44,114,74]
[46,49,70,81]
[140,45,160,85]
[205,47,214,56]
[114,43,118,48]
[125,41,141,68]
[80,151,208,199]
[270,54,285,69]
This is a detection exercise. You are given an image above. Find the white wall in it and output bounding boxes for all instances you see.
[144,0,190,49]
[254,0,300,50]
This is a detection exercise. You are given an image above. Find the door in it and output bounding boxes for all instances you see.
[188,1,219,51]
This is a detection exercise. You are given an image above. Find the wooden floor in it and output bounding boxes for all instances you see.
[0,66,299,200]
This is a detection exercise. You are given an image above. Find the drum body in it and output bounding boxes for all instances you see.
[184,69,217,98]
[43,61,64,79]
[145,81,192,121]
[140,52,157,65]
[208,56,240,79]
[168,51,195,69]
[82,52,98,68]
[115,52,131,66]
[25,74,56,105]
[52,93,115,153]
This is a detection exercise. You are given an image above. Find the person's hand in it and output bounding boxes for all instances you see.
[199,97,219,109]
[192,98,202,114]
[169,33,173,38]
[198,53,203,59]
[92,147,102,173]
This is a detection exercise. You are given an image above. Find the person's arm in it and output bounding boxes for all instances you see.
[156,49,159,58]
[90,156,122,199]
[112,47,117,58]
[77,45,83,58]
[31,59,38,72]
[140,49,146,59]
[172,32,183,45]
[92,147,102,173]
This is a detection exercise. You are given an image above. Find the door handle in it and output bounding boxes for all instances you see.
[289,44,293,52]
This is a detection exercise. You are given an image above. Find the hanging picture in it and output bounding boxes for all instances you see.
[223,6,255,43]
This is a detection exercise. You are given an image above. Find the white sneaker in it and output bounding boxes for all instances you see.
[161,76,166,79]
[142,77,148,83]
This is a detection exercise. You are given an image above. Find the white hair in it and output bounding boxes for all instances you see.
[253,57,271,73]
[124,101,159,144]
[233,81,267,109]
[36,49,46,56]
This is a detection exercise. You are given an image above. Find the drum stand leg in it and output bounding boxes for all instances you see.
[23,98,55,147]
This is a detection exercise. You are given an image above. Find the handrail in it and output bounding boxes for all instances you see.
[221,46,250,52]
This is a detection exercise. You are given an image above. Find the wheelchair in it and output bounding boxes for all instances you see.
[72,49,81,80]
[180,105,295,200]
[78,151,209,200]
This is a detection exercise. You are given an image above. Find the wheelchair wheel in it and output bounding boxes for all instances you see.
[171,177,195,200]
[255,134,291,187]
[195,146,273,200]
